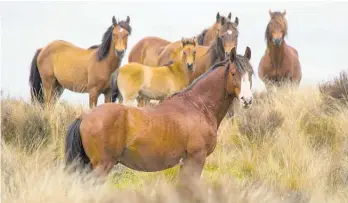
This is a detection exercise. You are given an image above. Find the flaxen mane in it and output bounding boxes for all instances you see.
[96,20,132,61]
[163,38,197,68]
[265,12,288,44]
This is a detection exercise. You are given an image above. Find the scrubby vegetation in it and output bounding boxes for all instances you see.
[2,70,348,203]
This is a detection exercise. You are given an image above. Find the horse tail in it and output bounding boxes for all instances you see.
[64,117,92,172]
[29,49,44,104]
[111,70,121,103]
[197,29,208,45]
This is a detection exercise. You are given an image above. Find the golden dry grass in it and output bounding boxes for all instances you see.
[1,70,348,203]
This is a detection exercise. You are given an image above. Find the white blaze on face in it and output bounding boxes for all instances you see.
[227,30,233,35]
[239,72,253,106]
[119,28,123,32]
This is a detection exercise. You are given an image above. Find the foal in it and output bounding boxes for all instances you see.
[112,37,197,107]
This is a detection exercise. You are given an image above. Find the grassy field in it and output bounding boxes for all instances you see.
[2,70,348,203]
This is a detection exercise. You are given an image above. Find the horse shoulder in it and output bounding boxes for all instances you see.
[258,53,271,77]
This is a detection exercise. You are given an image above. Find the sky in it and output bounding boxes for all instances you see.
[1,1,347,106]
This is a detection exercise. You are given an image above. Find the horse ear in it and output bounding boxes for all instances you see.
[282,10,286,16]
[244,46,251,60]
[112,16,117,26]
[193,37,197,46]
[181,37,185,47]
[126,16,130,24]
[269,9,273,17]
[230,47,237,63]
[216,12,220,22]
[228,12,232,20]
[234,17,239,26]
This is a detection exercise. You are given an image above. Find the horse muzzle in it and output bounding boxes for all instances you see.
[239,96,253,109]
[186,63,195,72]
[273,38,283,47]
[115,49,125,58]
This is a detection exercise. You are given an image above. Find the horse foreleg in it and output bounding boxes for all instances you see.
[179,150,206,184]
[89,89,101,108]
[104,89,112,103]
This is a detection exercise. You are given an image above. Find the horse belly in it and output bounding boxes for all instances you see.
[140,76,173,100]
[53,57,89,92]
[118,146,184,172]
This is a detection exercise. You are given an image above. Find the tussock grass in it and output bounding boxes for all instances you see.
[1,70,348,202]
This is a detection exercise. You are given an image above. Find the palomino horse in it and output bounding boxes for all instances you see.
[197,12,239,46]
[65,46,254,182]
[258,10,302,91]
[157,20,239,81]
[127,12,233,66]
[29,16,132,108]
[112,38,197,107]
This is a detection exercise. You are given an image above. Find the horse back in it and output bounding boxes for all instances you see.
[128,37,171,65]
[156,40,182,66]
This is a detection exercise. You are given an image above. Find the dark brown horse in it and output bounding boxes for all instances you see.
[197,12,239,46]
[258,10,302,90]
[29,16,132,108]
[65,47,254,182]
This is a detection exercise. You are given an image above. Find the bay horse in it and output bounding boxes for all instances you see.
[258,10,302,91]
[29,16,132,108]
[112,37,197,107]
[64,46,254,182]
[127,12,234,66]
[196,12,239,46]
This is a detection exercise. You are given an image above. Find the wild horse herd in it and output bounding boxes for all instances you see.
[28,10,302,182]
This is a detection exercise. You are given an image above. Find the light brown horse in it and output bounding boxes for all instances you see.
[157,20,239,81]
[65,46,254,182]
[29,16,132,108]
[258,10,302,91]
[112,38,197,107]
[127,12,234,66]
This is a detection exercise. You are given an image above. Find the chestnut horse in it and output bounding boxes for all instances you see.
[65,46,254,182]
[258,10,302,90]
[29,16,132,108]
[127,12,233,66]
[112,38,197,107]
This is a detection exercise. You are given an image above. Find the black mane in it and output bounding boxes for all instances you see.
[169,54,254,98]
[95,20,132,61]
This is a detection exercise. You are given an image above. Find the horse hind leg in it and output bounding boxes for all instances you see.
[42,76,62,107]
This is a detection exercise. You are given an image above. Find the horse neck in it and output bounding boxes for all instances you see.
[268,40,286,69]
[185,67,233,127]
[170,54,190,83]
[105,41,121,71]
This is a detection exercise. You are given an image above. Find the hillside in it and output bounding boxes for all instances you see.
[1,70,348,203]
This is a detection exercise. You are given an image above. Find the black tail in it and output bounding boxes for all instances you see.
[65,118,92,172]
[197,29,208,45]
[29,49,44,104]
[111,70,121,103]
